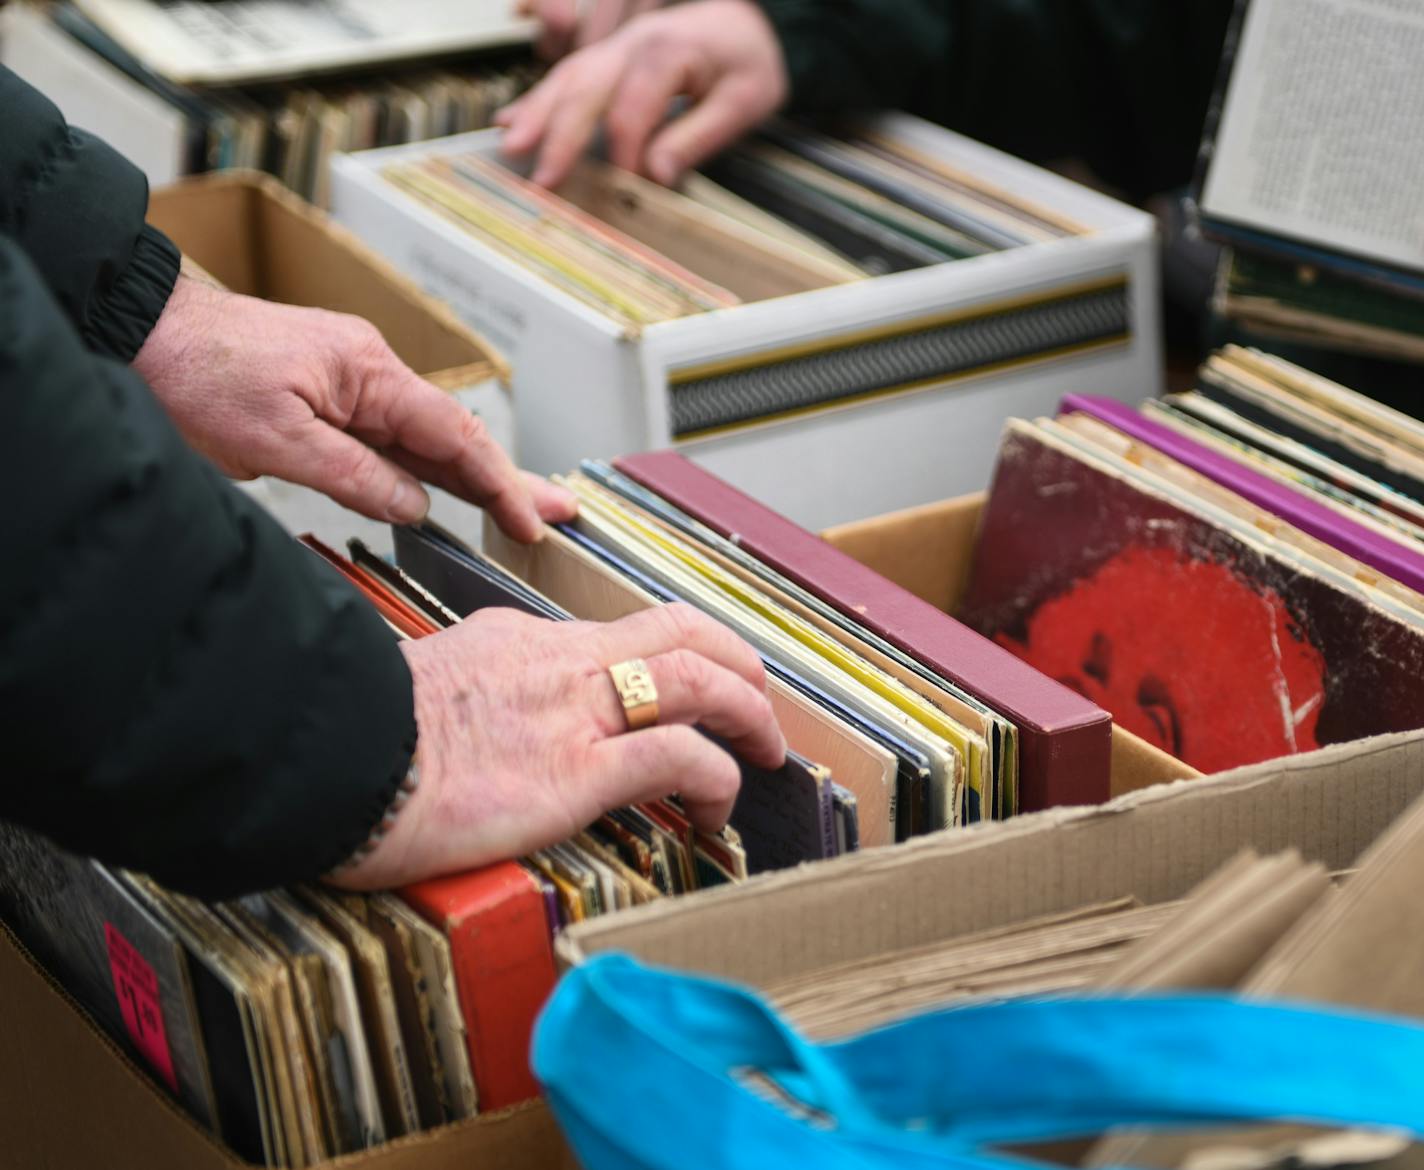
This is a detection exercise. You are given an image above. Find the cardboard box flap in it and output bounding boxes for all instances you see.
[557,731,1424,988]
[148,172,509,390]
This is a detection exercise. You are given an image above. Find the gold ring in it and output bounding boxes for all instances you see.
[608,658,659,731]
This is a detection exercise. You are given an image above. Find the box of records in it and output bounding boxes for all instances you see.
[7,724,1421,1170]
[329,115,1162,529]
[0,447,1193,1169]
[13,407,1424,1165]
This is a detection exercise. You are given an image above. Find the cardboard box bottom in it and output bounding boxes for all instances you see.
[0,923,575,1170]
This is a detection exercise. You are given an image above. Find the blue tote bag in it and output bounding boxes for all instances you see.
[533,954,1424,1170]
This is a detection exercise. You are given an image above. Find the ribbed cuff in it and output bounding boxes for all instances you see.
[83,223,181,364]
[318,724,420,879]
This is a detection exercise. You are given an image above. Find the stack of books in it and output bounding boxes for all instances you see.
[2,0,539,204]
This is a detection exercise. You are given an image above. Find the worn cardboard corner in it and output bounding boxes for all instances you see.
[0,922,235,1170]
[560,731,1424,991]
[146,171,510,391]
[0,918,576,1169]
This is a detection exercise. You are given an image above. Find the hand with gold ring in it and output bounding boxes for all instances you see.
[328,603,785,890]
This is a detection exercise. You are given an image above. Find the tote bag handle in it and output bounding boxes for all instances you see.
[534,954,1424,1170]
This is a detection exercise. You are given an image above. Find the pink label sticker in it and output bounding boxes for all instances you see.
[105,922,178,1093]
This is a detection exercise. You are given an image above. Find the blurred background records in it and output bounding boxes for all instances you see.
[1,0,539,205]
[63,0,535,84]
[378,121,1090,326]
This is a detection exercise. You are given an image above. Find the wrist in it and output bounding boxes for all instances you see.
[131,270,226,384]
[178,253,224,290]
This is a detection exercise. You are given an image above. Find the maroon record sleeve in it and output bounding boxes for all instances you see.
[614,451,1113,811]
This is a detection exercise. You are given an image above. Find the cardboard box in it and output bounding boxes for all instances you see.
[11,734,1417,1170]
[821,489,993,618]
[147,171,508,392]
[0,490,1183,1170]
[330,117,1162,529]
[559,731,1424,987]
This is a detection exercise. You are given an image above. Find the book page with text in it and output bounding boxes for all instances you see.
[1202,0,1424,273]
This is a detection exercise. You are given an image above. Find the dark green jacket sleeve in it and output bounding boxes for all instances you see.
[759,0,1235,201]
[0,236,418,899]
[0,65,179,361]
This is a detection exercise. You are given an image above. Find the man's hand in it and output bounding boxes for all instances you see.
[521,0,667,61]
[328,603,786,889]
[133,274,575,540]
[497,0,789,188]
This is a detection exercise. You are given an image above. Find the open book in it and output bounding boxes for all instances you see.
[1198,0,1424,292]
[72,0,535,85]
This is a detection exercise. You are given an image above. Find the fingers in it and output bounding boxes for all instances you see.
[604,50,689,175]
[645,78,769,185]
[385,448,578,536]
[502,1,786,187]
[356,363,546,542]
[277,422,431,523]
[592,603,768,691]
[528,52,627,187]
[522,470,580,524]
[494,83,554,155]
[595,647,786,766]
[590,725,741,832]
[532,0,578,59]
[497,56,611,186]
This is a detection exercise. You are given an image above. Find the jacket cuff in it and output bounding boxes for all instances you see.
[317,723,420,879]
[83,223,181,364]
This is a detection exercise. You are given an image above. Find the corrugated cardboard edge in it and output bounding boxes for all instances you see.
[150,171,512,390]
[556,731,1424,982]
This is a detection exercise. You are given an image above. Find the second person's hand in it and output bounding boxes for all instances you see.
[497,0,789,189]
